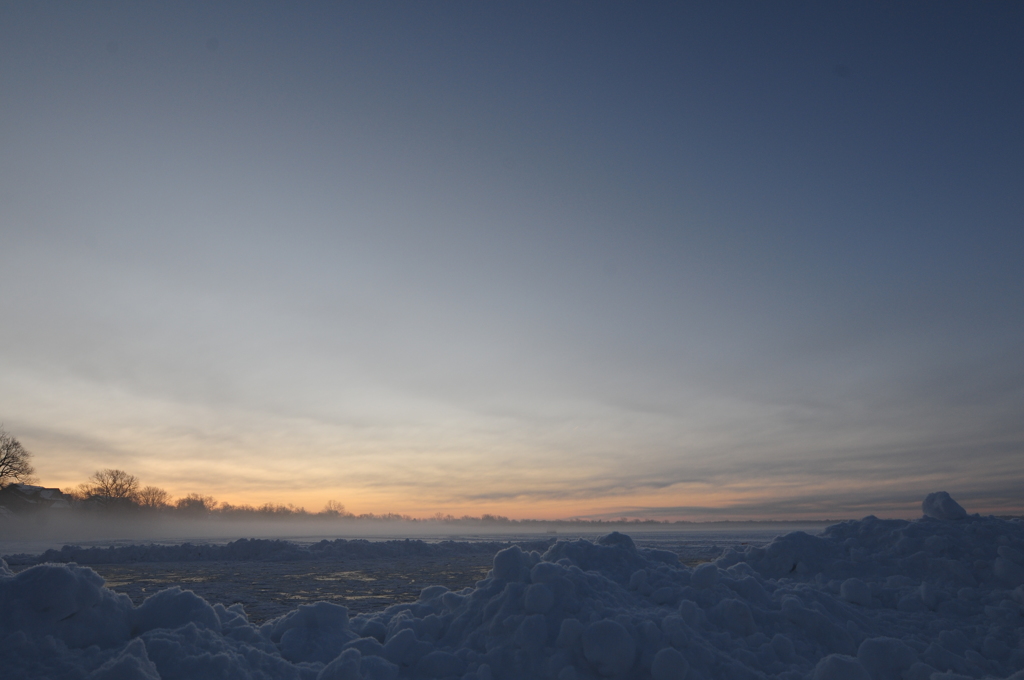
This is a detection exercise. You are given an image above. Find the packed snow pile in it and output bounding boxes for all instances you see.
[4,538,555,566]
[2,493,1023,680]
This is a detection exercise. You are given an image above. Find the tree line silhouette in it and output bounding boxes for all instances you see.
[0,426,681,525]
[0,427,354,519]
[66,468,352,518]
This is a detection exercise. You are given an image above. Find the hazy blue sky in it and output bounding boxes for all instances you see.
[1,2,1021,519]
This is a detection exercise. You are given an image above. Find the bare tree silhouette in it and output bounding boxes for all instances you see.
[0,426,36,487]
[322,500,348,516]
[137,485,170,509]
[175,493,217,514]
[81,469,140,506]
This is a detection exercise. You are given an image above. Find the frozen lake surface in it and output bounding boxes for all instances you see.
[2,527,813,623]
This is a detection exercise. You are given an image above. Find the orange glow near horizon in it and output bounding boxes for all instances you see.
[20,396,1024,525]
[36,465,985,523]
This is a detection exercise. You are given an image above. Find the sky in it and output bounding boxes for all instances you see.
[1,2,1022,521]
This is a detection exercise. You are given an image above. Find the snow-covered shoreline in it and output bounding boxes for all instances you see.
[2,493,1022,680]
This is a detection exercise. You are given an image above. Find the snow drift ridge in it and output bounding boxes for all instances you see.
[2,493,1023,680]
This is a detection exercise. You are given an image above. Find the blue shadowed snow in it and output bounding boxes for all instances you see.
[2,494,1023,680]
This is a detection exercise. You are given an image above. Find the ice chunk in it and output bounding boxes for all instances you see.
[651,647,689,680]
[557,618,584,648]
[344,635,387,658]
[651,586,676,605]
[812,654,870,680]
[136,586,221,634]
[0,562,133,648]
[90,638,161,680]
[491,545,530,582]
[597,532,636,550]
[710,598,756,636]
[922,492,967,520]
[902,662,939,680]
[318,647,362,680]
[416,650,465,678]
[516,613,547,649]
[994,557,1024,587]
[857,637,918,680]
[840,578,872,607]
[582,619,636,677]
[261,601,358,664]
[690,562,718,589]
[359,655,400,680]
[382,627,432,668]
[525,582,554,613]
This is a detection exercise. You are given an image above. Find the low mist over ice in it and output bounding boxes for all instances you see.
[0,505,828,557]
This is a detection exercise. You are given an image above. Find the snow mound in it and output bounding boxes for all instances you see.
[2,493,1023,680]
